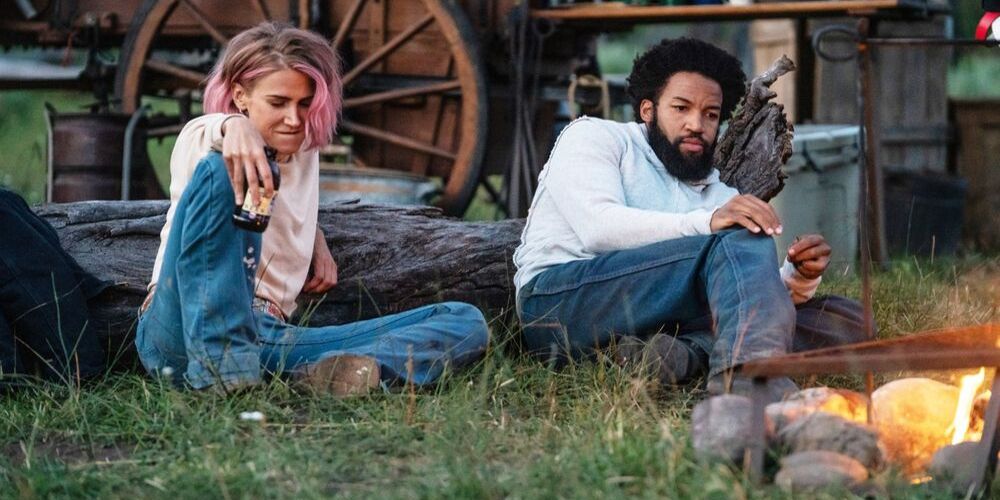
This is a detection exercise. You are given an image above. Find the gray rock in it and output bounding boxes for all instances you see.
[777,412,882,469]
[929,441,982,495]
[691,394,761,463]
[775,450,868,493]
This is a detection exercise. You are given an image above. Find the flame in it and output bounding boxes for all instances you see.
[950,368,986,444]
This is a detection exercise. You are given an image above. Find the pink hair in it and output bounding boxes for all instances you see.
[203,23,341,151]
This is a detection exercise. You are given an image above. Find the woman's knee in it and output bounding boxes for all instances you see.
[438,302,489,346]
[186,154,235,202]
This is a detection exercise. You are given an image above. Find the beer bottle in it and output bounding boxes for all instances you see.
[233,146,281,232]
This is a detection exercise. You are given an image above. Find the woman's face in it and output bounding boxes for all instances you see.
[233,68,314,158]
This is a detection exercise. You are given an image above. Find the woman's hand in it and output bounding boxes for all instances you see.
[302,228,338,294]
[221,115,274,206]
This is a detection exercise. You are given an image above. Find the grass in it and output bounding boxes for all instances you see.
[1,255,997,498]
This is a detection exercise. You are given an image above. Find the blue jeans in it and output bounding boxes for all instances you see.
[518,230,867,377]
[135,153,489,389]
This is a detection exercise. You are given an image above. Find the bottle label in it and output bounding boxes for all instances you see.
[241,187,274,216]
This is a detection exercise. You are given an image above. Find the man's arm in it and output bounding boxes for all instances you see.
[543,119,720,254]
[781,234,831,303]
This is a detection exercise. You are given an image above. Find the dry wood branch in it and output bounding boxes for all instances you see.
[714,55,796,202]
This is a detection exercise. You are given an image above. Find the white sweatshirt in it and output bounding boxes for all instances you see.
[150,114,319,317]
[512,117,819,304]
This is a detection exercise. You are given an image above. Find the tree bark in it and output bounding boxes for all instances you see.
[714,55,796,202]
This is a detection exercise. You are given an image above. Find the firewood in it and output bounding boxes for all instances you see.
[714,55,796,202]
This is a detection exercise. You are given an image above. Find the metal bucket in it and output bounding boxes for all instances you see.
[45,107,163,202]
[318,164,440,206]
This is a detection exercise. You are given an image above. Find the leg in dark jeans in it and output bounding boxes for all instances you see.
[518,229,796,378]
[0,189,107,386]
[675,295,871,382]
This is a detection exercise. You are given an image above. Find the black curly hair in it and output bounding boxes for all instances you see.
[626,37,746,123]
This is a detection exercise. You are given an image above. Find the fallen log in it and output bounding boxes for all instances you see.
[37,200,524,367]
[40,57,797,368]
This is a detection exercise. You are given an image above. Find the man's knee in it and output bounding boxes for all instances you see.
[715,228,777,256]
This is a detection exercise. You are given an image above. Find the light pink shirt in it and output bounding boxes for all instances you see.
[150,113,319,317]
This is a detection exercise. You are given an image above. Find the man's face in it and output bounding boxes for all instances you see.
[639,71,723,181]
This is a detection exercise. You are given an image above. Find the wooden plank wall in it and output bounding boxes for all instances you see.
[754,17,951,174]
[811,17,951,174]
[951,100,1000,251]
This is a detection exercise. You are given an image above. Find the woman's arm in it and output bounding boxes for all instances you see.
[220,115,275,208]
[301,227,338,294]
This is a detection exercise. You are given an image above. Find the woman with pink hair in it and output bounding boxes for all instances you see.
[136,23,488,395]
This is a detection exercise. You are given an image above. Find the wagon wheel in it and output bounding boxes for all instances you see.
[114,0,487,215]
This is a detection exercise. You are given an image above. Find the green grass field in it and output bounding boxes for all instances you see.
[1,256,997,498]
[1,50,998,497]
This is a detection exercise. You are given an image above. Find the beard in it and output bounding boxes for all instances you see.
[647,115,716,182]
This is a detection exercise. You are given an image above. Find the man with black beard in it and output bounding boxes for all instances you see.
[512,38,868,401]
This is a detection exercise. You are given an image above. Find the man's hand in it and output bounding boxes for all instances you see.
[221,116,274,207]
[787,234,831,280]
[302,228,338,294]
[710,194,783,235]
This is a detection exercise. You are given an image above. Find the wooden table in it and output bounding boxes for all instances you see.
[532,0,944,24]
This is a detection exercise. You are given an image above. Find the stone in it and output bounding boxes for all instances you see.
[774,450,868,493]
[871,378,964,474]
[928,441,982,496]
[766,387,868,434]
[776,412,882,469]
[691,394,761,463]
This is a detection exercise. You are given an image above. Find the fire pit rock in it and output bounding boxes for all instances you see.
[774,450,868,493]
[766,387,868,432]
[776,412,883,469]
[871,378,963,474]
[928,441,981,495]
[691,394,766,463]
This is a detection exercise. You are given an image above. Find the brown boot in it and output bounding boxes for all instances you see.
[297,355,380,397]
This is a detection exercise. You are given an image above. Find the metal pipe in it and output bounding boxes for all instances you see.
[14,0,38,20]
[44,103,56,203]
[122,106,149,201]
[864,37,1000,46]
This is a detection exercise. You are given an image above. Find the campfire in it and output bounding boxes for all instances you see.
[691,323,1000,494]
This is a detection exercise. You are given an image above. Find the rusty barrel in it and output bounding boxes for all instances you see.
[46,109,163,202]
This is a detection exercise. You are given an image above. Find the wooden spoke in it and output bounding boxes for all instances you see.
[332,0,366,52]
[341,12,434,86]
[344,80,461,109]
[341,120,457,161]
[298,0,309,28]
[178,0,228,46]
[144,58,206,85]
[116,0,487,214]
[250,0,270,21]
